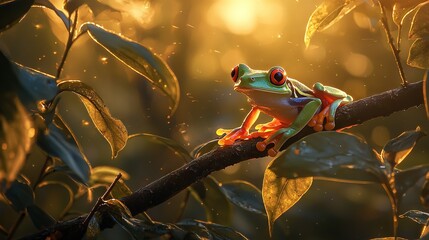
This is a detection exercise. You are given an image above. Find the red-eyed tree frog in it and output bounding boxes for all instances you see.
[216,64,352,157]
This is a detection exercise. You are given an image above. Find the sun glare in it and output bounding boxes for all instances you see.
[207,0,283,35]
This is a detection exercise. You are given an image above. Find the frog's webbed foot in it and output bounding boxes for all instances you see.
[256,128,297,157]
[308,98,347,131]
[308,106,333,131]
[216,127,249,145]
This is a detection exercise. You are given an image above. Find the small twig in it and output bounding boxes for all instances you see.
[56,11,79,79]
[0,225,8,236]
[174,190,190,222]
[378,1,408,87]
[6,212,25,240]
[82,173,122,227]
[6,156,52,239]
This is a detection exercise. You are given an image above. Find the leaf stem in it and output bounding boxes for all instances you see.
[382,182,398,239]
[378,1,408,87]
[0,225,8,236]
[6,212,25,240]
[82,173,122,227]
[56,11,79,80]
[6,156,52,239]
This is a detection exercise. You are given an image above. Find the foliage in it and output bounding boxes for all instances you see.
[1,0,429,239]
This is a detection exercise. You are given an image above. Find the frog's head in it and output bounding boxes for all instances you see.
[230,64,294,97]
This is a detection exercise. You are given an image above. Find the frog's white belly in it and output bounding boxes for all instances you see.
[245,93,299,124]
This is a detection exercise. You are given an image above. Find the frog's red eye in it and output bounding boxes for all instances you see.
[270,68,286,86]
[231,66,239,82]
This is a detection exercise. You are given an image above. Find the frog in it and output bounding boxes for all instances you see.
[216,63,352,157]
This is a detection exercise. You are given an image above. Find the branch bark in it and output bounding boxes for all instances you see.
[22,81,424,240]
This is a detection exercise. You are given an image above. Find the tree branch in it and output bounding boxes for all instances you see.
[22,81,424,240]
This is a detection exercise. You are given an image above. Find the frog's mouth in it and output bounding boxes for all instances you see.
[234,86,291,96]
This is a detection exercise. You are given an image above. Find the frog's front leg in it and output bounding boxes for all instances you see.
[256,98,322,157]
[217,107,260,145]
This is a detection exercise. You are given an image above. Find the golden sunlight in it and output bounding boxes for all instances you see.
[207,0,283,35]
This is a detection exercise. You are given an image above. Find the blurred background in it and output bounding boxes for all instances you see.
[1,0,429,239]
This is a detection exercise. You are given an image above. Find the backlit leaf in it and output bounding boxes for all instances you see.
[262,168,312,236]
[0,96,33,184]
[0,53,34,184]
[37,122,91,184]
[27,204,56,229]
[0,0,34,31]
[269,132,385,183]
[191,139,219,158]
[129,133,191,163]
[4,178,34,211]
[409,2,429,39]
[421,179,429,207]
[395,165,429,197]
[392,0,424,27]
[85,211,102,240]
[34,0,70,29]
[178,219,248,240]
[89,166,131,199]
[381,127,425,167]
[80,23,180,114]
[407,38,429,69]
[189,176,231,225]
[400,210,429,225]
[424,71,429,119]
[221,181,265,216]
[89,166,129,186]
[58,80,128,158]
[102,199,179,239]
[304,0,361,47]
[37,181,74,217]
[11,62,57,110]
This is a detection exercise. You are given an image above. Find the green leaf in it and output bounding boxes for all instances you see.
[102,199,179,239]
[392,0,424,27]
[421,179,429,207]
[64,0,120,16]
[129,133,191,163]
[400,210,429,225]
[191,139,219,158]
[189,176,231,225]
[304,0,362,47]
[58,80,128,158]
[409,2,429,39]
[85,211,102,240]
[33,0,70,29]
[4,178,34,211]
[424,71,429,119]
[394,165,429,197]
[408,38,429,69]
[37,122,91,184]
[11,62,58,110]
[0,0,34,32]
[269,132,386,183]
[221,181,265,216]
[262,168,312,236]
[89,166,131,198]
[0,96,33,184]
[178,219,248,240]
[89,166,129,186]
[37,181,74,217]
[381,127,426,167]
[80,23,180,114]
[27,204,56,229]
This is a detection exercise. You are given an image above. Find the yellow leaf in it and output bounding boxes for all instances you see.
[262,168,312,235]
